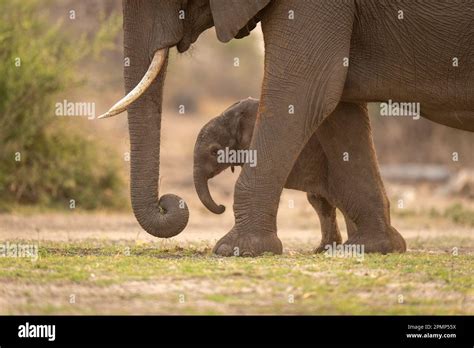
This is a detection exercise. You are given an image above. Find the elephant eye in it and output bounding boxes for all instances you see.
[210,146,220,156]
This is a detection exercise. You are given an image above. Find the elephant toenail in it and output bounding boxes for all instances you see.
[241,251,253,257]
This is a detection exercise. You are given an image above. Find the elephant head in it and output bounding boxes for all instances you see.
[99,1,270,238]
[193,97,258,214]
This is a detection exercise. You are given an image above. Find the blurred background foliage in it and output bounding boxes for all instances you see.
[0,0,472,213]
[0,0,126,211]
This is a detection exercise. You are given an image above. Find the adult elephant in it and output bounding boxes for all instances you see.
[100,0,474,255]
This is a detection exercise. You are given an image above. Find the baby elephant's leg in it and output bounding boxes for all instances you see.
[287,128,356,252]
[306,193,342,253]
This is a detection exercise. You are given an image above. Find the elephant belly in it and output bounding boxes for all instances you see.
[343,1,474,116]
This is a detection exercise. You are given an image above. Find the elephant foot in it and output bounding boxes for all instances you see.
[213,227,283,257]
[344,226,406,254]
[314,238,343,254]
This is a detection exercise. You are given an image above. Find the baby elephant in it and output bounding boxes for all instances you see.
[193,98,406,253]
[194,98,348,252]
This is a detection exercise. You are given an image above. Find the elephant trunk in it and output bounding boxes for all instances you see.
[124,34,188,237]
[193,165,225,214]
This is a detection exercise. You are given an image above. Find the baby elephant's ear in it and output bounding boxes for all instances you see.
[233,101,258,149]
[210,0,271,42]
[237,112,256,149]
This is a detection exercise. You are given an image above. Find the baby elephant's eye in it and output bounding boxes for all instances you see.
[209,144,221,157]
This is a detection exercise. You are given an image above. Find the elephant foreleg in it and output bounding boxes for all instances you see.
[212,0,356,256]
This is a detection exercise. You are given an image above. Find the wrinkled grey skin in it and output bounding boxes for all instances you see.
[121,0,473,255]
[194,97,363,252]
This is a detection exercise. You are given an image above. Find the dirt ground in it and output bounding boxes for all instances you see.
[0,207,472,246]
[0,206,472,315]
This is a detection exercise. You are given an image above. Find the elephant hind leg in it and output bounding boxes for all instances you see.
[318,102,406,253]
[342,211,358,241]
[307,192,342,253]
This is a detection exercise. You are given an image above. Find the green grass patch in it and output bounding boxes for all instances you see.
[0,240,472,315]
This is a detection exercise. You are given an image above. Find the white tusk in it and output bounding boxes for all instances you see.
[98,48,168,119]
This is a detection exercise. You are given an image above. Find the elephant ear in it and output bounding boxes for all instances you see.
[210,0,271,42]
[227,99,258,149]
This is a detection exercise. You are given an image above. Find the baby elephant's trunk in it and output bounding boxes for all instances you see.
[193,97,259,215]
[193,160,226,215]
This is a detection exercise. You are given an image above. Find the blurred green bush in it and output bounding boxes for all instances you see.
[0,0,127,211]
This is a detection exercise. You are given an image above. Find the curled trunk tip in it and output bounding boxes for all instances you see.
[193,167,226,214]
